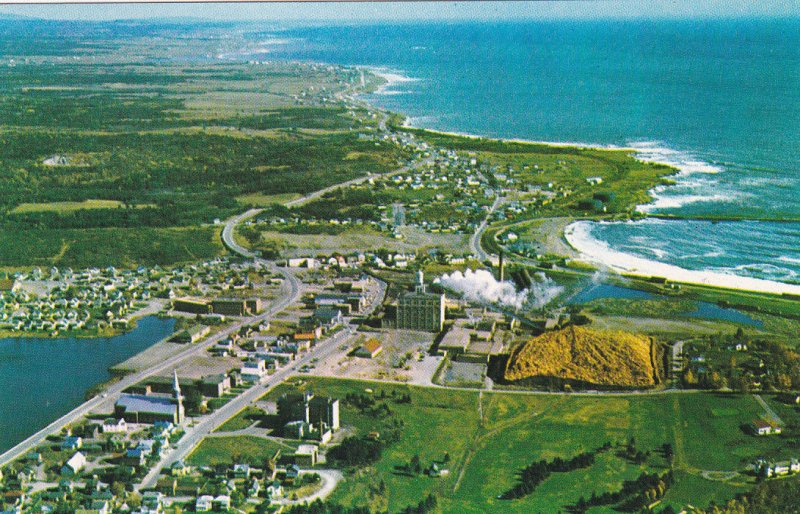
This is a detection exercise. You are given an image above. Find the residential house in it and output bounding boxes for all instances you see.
[61,436,83,451]
[751,419,782,436]
[195,495,214,512]
[355,338,383,359]
[61,452,87,476]
[240,359,267,382]
[101,418,128,434]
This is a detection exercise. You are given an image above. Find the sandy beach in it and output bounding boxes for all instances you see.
[356,67,800,297]
[362,67,419,95]
[565,221,800,296]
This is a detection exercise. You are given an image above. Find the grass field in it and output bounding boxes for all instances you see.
[0,226,225,267]
[254,377,797,513]
[186,435,296,468]
[10,199,133,214]
[235,192,303,207]
[214,406,265,433]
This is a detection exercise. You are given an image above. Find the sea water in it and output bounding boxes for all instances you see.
[255,18,800,283]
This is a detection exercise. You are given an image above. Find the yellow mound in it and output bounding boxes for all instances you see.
[505,326,655,387]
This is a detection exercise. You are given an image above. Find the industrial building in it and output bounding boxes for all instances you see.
[211,298,262,316]
[396,271,445,332]
[278,393,340,443]
[173,297,262,317]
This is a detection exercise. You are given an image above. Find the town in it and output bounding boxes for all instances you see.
[1,14,800,514]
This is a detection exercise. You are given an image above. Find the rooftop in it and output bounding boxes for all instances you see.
[116,393,178,415]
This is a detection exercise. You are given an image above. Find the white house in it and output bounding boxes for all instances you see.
[195,495,214,512]
[751,419,781,436]
[102,418,128,434]
[61,452,87,476]
[214,495,231,511]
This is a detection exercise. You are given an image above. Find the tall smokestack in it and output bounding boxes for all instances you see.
[499,251,505,282]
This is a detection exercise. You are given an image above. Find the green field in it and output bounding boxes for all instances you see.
[255,378,798,513]
[214,406,265,433]
[0,226,224,268]
[235,192,303,207]
[0,27,405,268]
[10,199,132,214]
[186,435,296,468]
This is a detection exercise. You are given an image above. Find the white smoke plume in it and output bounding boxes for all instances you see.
[434,268,563,311]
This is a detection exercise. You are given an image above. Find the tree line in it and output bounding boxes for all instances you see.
[500,442,613,500]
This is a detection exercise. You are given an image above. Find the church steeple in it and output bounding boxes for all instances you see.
[173,369,182,398]
[173,369,184,424]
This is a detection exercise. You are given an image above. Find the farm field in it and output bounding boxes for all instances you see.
[253,377,800,513]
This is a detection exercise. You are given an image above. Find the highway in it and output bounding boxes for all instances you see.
[138,203,388,490]
[0,211,302,468]
[2,112,400,472]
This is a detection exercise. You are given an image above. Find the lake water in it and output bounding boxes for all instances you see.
[0,316,175,453]
[567,282,762,327]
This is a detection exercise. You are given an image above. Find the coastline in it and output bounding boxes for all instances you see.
[564,221,800,296]
[353,67,800,297]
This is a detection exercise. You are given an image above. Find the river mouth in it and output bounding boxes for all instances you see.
[0,315,175,453]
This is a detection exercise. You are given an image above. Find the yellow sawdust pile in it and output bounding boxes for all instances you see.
[505,326,655,387]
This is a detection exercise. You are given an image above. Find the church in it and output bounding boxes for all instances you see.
[114,370,185,425]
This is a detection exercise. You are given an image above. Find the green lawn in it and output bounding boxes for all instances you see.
[186,435,295,468]
[214,406,265,433]
[262,377,794,513]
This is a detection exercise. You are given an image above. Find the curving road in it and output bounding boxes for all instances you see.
[0,210,305,469]
[275,469,344,506]
[469,196,504,263]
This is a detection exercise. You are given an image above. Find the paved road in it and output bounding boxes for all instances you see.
[0,211,303,468]
[0,275,299,467]
[754,393,784,426]
[137,327,355,490]
[468,196,504,263]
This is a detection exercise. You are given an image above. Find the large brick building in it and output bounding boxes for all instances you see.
[397,272,445,332]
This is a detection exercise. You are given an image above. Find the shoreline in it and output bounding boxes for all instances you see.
[564,221,800,296]
[350,67,800,296]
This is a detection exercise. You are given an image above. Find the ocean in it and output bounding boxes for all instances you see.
[255,18,800,284]
[0,316,174,453]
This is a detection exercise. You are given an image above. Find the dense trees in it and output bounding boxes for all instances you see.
[282,494,437,514]
[500,444,612,500]
[327,437,383,467]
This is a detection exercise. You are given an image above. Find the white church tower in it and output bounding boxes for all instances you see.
[173,369,185,424]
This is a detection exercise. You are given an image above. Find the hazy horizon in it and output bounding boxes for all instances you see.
[1,0,798,23]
